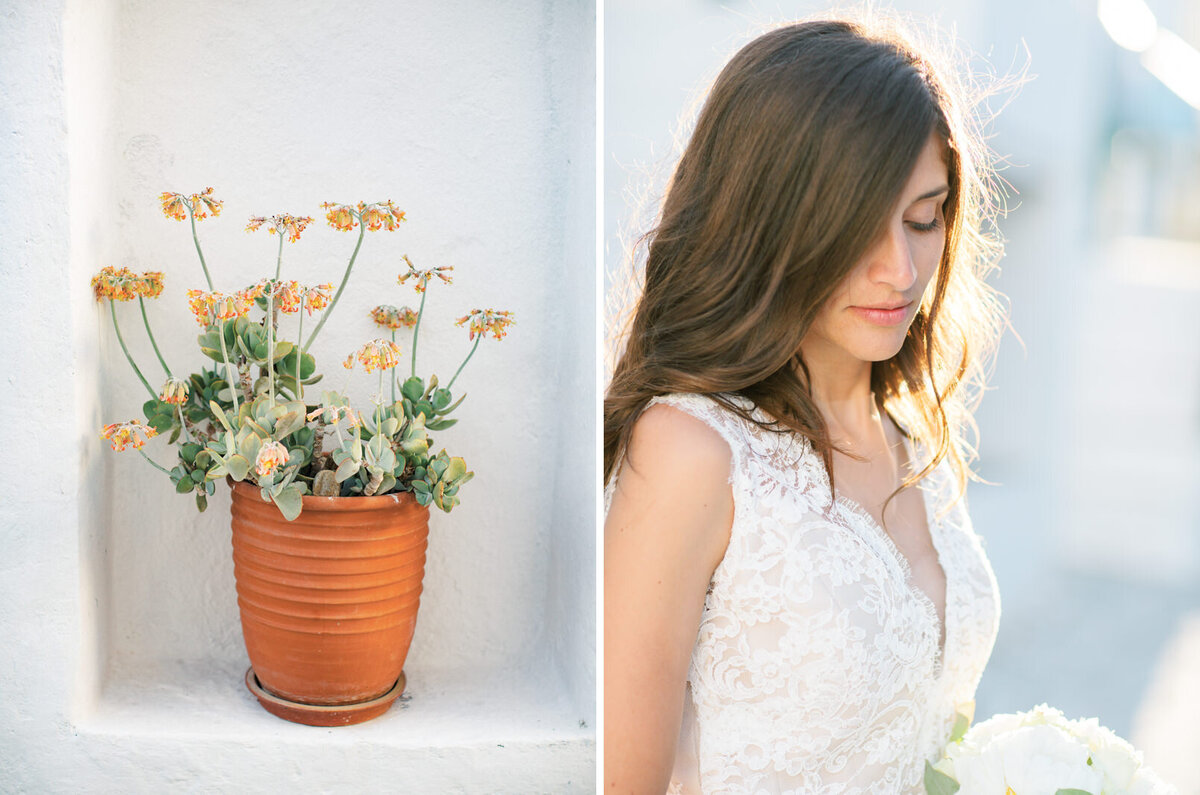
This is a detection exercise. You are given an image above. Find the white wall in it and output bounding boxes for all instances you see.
[1,1,595,790]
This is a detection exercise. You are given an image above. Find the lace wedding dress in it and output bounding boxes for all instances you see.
[609,393,1001,794]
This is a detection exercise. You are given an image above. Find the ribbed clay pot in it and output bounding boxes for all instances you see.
[229,479,430,726]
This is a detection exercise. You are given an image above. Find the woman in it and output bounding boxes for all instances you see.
[605,15,1009,794]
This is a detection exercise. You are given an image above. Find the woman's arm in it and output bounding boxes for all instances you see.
[604,403,735,794]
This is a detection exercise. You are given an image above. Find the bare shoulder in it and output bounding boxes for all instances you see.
[608,400,734,572]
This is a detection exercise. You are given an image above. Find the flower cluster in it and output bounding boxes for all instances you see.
[321,200,406,232]
[369,304,419,330]
[92,267,165,302]
[929,703,1173,795]
[245,214,314,244]
[101,420,159,452]
[254,440,290,478]
[252,279,335,316]
[160,187,223,221]
[343,338,403,373]
[456,308,516,341]
[186,288,257,325]
[397,254,453,293]
[159,377,190,406]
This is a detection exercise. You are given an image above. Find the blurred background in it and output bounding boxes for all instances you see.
[606,0,1200,788]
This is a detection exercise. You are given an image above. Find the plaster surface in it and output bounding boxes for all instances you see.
[1,1,596,790]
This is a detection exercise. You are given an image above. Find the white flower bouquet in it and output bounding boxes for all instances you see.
[924,703,1176,795]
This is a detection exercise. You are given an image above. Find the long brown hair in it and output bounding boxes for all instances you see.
[604,15,1010,521]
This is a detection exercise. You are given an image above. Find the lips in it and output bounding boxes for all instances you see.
[849,302,912,326]
[856,301,911,311]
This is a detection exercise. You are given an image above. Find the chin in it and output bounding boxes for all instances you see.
[847,332,909,363]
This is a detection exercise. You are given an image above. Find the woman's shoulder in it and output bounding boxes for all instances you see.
[609,396,736,573]
[630,395,737,481]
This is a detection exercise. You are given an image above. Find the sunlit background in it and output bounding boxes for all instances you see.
[606,0,1200,788]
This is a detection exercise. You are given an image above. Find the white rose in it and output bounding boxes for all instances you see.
[953,725,1104,795]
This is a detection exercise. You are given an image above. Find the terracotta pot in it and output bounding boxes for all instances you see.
[229,479,430,725]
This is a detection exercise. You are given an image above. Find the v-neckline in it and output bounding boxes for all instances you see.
[827,426,950,675]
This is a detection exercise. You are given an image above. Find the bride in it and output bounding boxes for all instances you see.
[604,15,1009,794]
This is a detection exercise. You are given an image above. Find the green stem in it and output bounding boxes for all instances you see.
[217,322,240,416]
[188,208,215,291]
[303,219,365,353]
[267,289,275,408]
[274,233,284,281]
[296,311,305,402]
[137,448,171,476]
[176,403,191,443]
[376,370,383,430]
[110,301,156,399]
[448,335,481,390]
[410,278,429,378]
[138,296,172,377]
[390,330,397,403]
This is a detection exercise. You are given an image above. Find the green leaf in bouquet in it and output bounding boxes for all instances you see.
[923,761,959,795]
[272,340,294,363]
[431,387,452,411]
[195,493,208,512]
[950,711,970,744]
[426,418,458,431]
[175,476,193,494]
[414,400,434,421]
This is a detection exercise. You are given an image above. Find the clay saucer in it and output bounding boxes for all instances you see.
[244,667,407,726]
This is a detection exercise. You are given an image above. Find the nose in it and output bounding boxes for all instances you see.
[864,221,917,291]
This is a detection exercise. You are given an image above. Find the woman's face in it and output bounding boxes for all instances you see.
[801,133,949,367]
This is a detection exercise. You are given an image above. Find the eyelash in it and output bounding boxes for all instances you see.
[907,218,941,232]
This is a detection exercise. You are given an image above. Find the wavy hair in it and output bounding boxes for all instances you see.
[604,14,1012,522]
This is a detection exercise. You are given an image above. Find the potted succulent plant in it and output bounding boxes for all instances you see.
[94,188,513,725]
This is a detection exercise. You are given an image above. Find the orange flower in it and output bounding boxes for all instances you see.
[160,187,222,221]
[344,338,403,374]
[360,200,406,231]
[322,202,357,232]
[159,377,190,406]
[186,288,256,325]
[369,304,419,330]
[320,200,406,232]
[302,283,334,315]
[136,271,165,299]
[254,440,290,478]
[100,420,159,452]
[397,254,453,293]
[245,213,314,243]
[456,308,515,341]
[91,266,141,302]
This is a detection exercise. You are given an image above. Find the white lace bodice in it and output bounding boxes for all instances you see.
[608,393,1001,795]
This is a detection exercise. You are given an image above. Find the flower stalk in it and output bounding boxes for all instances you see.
[303,219,365,354]
[139,296,172,377]
[110,301,156,398]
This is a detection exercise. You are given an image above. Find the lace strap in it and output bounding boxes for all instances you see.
[643,393,747,486]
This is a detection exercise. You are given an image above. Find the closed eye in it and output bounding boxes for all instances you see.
[907,218,941,232]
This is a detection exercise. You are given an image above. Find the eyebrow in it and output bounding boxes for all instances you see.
[914,186,950,201]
